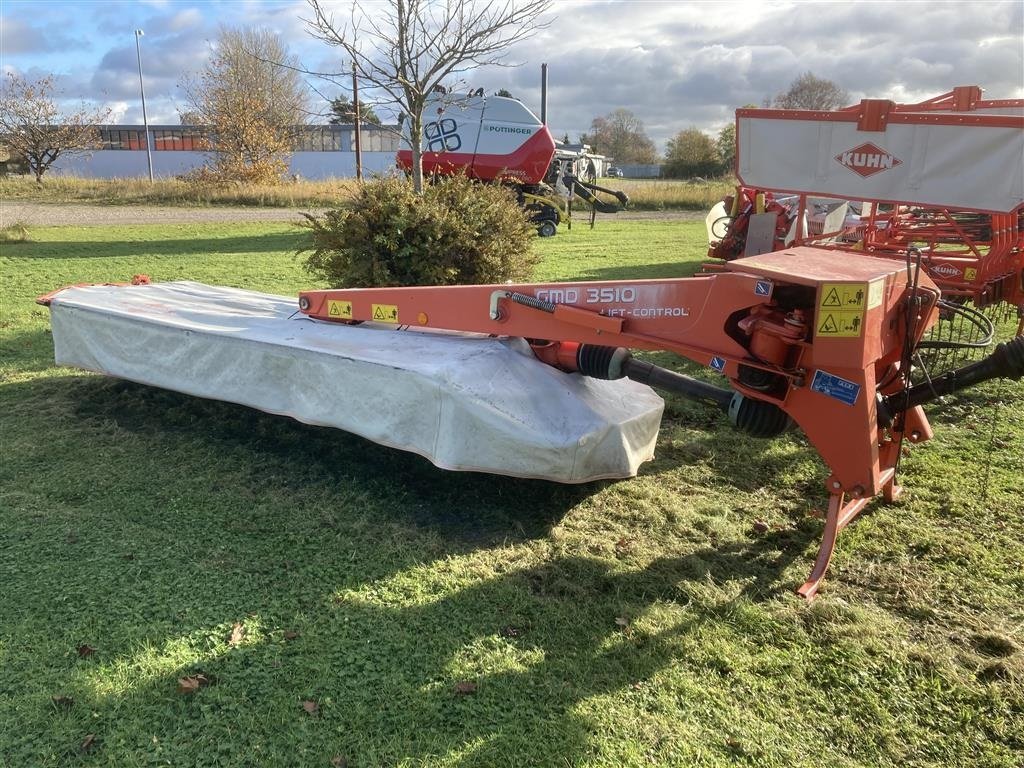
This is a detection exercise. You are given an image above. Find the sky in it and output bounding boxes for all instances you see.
[2,0,1022,152]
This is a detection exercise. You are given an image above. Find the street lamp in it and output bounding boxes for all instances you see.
[134,29,154,181]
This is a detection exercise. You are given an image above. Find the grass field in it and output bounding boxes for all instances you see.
[1,218,1022,767]
[0,175,733,211]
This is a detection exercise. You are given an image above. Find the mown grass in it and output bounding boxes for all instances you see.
[0,175,732,211]
[1,219,1022,767]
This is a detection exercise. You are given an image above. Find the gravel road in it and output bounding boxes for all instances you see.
[1,201,704,227]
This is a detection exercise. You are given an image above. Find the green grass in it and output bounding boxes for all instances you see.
[1,220,1022,767]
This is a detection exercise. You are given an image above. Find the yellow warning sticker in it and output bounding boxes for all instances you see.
[326,299,353,319]
[817,310,864,337]
[964,267,978,281]
[819,282,868,311]
[371,303,399,323]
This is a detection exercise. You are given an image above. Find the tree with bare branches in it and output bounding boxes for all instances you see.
[582,108,658,165]
[0,73,109,182]
[305,0,553,193]
[772,72,849,110]
[180,27,308,183]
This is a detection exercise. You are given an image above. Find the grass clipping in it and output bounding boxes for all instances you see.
[299,175,538,287]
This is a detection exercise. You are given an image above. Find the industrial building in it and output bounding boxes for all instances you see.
[49,123,402,179]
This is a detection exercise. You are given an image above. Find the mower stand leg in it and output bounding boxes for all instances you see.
[797,492,870,600]
[883,475,902,503]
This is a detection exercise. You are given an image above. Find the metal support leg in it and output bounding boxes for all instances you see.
[798,492,870,599]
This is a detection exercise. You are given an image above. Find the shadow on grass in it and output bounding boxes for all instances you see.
[23,546,807,766]
[66,377,597,546]
[10,232,305,260]
[0,327,55,375]
[2,374,822,765]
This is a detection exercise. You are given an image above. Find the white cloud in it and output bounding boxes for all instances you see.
[167,8,203,31]
[1,0,1020,153]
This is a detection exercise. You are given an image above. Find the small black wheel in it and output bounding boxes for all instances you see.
[711,215,734,239]
[537,220,557,237]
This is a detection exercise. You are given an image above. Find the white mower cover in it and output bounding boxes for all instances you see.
[47,282,664,482]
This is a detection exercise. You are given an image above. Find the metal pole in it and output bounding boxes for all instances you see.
[540,62,548,125]
[134,29,154,182]
[352,62,362,181]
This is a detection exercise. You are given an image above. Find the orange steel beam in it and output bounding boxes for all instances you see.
[299,247,942,595]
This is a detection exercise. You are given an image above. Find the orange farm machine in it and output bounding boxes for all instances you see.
[39,87,1024,598]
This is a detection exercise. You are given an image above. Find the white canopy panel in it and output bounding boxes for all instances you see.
[47,282,664,483]
[737,114,1024,213]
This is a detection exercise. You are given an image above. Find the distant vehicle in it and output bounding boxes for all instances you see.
[606,166,624,178]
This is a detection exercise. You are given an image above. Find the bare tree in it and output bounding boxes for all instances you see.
[772,72,849,110]
[305,0,553,193]
[583,108,657,165]
[0,73,109,182]
[180,26,308,183]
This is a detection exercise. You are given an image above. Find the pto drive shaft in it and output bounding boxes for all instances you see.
[575,344,791,438]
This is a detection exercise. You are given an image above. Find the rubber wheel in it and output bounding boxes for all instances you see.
[537,220,557,237]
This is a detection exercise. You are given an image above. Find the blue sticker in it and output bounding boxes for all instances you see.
[755,280,772,296]
[810,370,861,406]
[710,356,727,373]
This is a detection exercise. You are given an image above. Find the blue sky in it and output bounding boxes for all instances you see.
[2,0,1022,150]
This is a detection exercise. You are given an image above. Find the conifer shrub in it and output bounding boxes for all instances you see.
[300,174,537,287]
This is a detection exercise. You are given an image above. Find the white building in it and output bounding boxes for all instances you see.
[50,124,402,179]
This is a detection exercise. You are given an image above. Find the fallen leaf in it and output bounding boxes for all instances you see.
[51,694,74,710]
[80,734,97,752]
[177,674,210,695]
[228,622,246,647]
[76,644,96,658]
[301,699,319,715]
[283,630,300,641]
[752,520,769,534]
[453,680,477,695]
[330,756,348,768]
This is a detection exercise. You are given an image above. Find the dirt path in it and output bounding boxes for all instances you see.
[1,201,704,227]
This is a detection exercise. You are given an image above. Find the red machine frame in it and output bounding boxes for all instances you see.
[299,248,947,597]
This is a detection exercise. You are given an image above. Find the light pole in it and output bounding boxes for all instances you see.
[134,29,154,181]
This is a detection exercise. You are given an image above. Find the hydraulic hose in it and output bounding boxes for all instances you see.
[880,335,1024,423]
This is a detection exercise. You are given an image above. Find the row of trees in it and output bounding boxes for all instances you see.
[584,73,849,178]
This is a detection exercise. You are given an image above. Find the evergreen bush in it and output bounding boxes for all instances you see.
[300,174,537,287]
